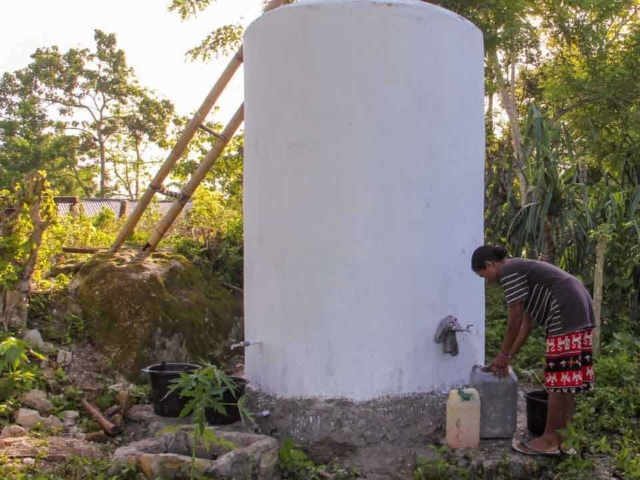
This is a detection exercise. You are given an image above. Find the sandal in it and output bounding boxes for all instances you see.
[560,445,578,456]
[512,438,561,457]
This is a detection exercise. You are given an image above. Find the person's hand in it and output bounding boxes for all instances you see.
[486,353,510,377]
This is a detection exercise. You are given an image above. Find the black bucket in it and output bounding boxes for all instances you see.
[143,362,201,417]
[525,389,548,436]
[205,376,248,425]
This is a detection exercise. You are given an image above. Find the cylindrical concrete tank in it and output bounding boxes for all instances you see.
[244,0,485,400]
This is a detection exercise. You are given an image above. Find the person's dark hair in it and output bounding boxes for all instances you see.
[471,245,508,271]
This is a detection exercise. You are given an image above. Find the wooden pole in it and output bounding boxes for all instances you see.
[109,0,287,254]
[80,399,120,436]
[119,200,129,219]
[263,0,287,13]
[62,247,107,254]
[592,234,607,355]
[141,104,245,253]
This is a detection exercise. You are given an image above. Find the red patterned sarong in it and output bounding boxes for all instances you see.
[544,329,595,393]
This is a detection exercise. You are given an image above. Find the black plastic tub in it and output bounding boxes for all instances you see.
[205,376,248,425]
[525,389,548,436]
[143,362,201,417]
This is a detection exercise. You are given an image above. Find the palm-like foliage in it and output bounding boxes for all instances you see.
[502,106,640,284]
[507,106,586,266]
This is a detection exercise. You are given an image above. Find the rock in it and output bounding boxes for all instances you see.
[63,385,78,397]
[0,425,29,439]
[41,368,56,381]
[110,428,279,479]
[109,382,132,393]
[116,390,132,413]
[47,380,63,395]
[19,389,53,415]
[0,435,104,460]
[105,404,122,418]
[22,458,36,465]
[22,330,44,351]
[69,252,237,380]
[85,431,109,443]
[41,415,64,430]
[123,405,191,442]
[41,359,50,369]
[57,350,73,366]
[52,262,85,277]
[15,408,43,428]
[43,342,56,354]
[61,410,80,421]
[112,414,123,427]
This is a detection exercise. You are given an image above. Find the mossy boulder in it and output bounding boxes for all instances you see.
[69,251,237,380]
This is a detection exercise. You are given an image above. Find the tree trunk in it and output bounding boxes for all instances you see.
[0,289,28,331]
[631,265,640,325]
[487,92,494,135]
[1,174,54,330]
[135,143,141,199]
[592,234,607,355]
[99,138,107,197]
[0,208,26,330]
[541,218,556,264]
[489,49,528,205]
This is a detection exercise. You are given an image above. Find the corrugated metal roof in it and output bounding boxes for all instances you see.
[55,198,192,218]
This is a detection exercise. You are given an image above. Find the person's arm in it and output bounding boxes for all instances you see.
[487,302,525,376]
[508,312,534,358]
[501,301,525,356]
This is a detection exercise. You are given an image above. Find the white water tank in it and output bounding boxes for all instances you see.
[243,0,485,400]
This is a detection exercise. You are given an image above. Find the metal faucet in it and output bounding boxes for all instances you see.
[230,340,262,350]
[452,324,474,333]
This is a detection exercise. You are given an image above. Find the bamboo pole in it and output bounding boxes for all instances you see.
[109,52,243,253]
[109,0,287,253]
[141,104,245,253]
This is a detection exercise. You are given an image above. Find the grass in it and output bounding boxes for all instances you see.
[0,456,140,480]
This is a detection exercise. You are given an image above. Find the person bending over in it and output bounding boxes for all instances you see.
[471,245,596,456]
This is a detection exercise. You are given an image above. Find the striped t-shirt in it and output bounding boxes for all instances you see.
[499,259,596,335]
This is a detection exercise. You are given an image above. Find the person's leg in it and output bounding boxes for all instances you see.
[529,392,565,451]
[557,329,591,451]
[559,393,576,448]
[563,393,576,426]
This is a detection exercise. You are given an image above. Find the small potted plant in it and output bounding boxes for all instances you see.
[167,361,253,427]
[163,362,255,479]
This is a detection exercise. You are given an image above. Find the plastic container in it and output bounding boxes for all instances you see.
[205,376,248,425]
[446,388,481,449]
[469,365,518,439]
[142,362,201,417]
[525,389,548,436]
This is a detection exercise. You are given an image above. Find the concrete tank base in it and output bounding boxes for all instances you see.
[246,389,446,452]
[244,388,555,479]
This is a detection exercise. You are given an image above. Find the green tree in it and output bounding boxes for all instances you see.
[109,95,175,199]
[3,30,175,197]
[0,172,56,330]
[0,72,94,195]
[167,0,296,61]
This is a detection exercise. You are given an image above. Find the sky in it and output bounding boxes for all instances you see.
[0,0,266,125]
